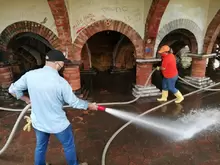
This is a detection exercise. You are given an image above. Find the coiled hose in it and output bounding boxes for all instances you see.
[1,68,220,165]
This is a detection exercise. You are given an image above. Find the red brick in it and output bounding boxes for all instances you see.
[48,0,73,59]
[0,66,14,86]
[144,0,170,57]
[63,65,81,90]
[203,9,220,54]
[136,63,153,85]
[191,58,206,77]
[72,19,144,62]
[0,21,59,50]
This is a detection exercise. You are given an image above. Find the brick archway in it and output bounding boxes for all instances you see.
[72,19,144,61]
[203,9,220,54]
[48,0,73,58]
[157,29,198,54]
[144,0,170,57]
[0,21,60,51]
[154,19,203,57]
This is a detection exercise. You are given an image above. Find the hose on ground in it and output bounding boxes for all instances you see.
[0,68,154,113]
[0,104,31,155]
[1,69,219,112]
[0,69,155,156]
[1,68,220,164]
[101,81,220,165]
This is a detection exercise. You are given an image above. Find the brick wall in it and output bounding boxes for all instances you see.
[48,0,82,91]
[0,66,14,100]
[72,19,144,61]
[137,0,169,86]
[144,0,170,57]
[136,63,152,85]
[63,65,81,90]
[48,0,73,60]
[191,58,206,77]
[203,9,220,54]
[0,21,60,51]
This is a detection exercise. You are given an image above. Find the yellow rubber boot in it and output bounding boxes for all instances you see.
[174,90,184,103]
[157,90,168,102]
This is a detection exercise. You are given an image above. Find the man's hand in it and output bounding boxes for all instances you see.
[156,66,160,70]
[21,96,31,104]
[25,99,31,104]
[88,102,98,111]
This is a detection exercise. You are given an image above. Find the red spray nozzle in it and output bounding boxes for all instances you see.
[97,105,106,111]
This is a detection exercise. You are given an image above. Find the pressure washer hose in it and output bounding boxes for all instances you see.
[0,104,31,155]
[1,69,220,164]
[1,69,219,113]
[101,80,220,165]
[0,69,154,156]
[0,69,155,156]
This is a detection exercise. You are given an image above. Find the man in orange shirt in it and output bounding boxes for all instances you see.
[156,45,184,104]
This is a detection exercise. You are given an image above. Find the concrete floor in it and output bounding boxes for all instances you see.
[1,81,220,165]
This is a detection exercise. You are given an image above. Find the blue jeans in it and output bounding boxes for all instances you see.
[34,125,78,165]
[162,75,178,94]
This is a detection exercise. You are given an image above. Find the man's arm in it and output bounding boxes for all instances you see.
[160,67,166,70]
[160,58,169,71]
[8,73,30,103]
[157,66,166,70]
[61,80,89,110]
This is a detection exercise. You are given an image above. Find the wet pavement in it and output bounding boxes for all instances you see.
[1,80,220,165]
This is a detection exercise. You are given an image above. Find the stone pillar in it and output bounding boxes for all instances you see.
[182,54,216,88]
[0,65,14,101]
[132,58,161,97]
[63,64,81,92]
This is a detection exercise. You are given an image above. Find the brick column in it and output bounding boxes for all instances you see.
[191,58,206,78]
[48,0,83,92]
[182,54,215,88]
[136,63,152,86]
[0,65,14,100]
[132,59,161,97]
[63,64,81,91]
[144,0,169,58]
[48,0,74,60]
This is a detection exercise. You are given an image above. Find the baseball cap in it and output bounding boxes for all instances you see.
[158,45,170,53]
[46,49,70,63]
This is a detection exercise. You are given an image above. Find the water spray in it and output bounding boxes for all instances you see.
[100,80,220,165]
[1,69,220,165]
